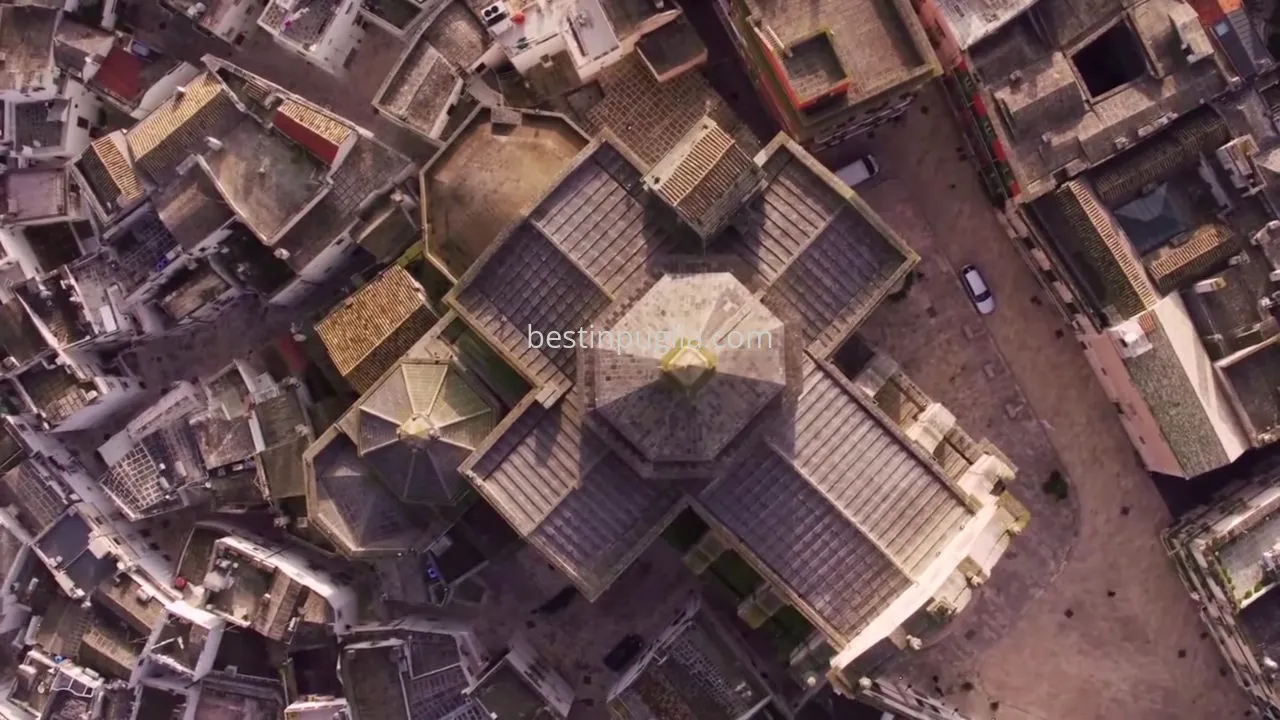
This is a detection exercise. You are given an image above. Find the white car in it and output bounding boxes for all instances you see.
[835,155,880,188]
[960,264,995,315]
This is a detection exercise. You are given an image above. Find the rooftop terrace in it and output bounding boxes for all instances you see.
[201,118,330,243]
[260,0,343,46]
[421,108,588,279]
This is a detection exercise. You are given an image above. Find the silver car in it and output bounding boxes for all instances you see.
[960,264,995,315]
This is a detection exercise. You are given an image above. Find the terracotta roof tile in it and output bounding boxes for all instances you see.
[316,266,430,382]
[126,73,243,183]
[272,99,353,165]
[81,135,145,212]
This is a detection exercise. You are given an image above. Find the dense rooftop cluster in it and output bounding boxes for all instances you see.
[57,0,1280,717]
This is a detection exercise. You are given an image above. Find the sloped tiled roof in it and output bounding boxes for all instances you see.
[77,134,145,215]
[1146,224,1237,293]
[315,266,435,393]
[126,73,243,184]
[272,98,353,165]
[740,145,915,356]
[449,141,681,388]
[584,273,787,471]
[464,392,683,598]
[1090,109,1231,208]
[646,119,761,240]
[1124,309,1232,476]
[1038,179,1159,322]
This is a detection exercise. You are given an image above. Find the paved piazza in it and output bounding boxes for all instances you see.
[829,85,1254,719]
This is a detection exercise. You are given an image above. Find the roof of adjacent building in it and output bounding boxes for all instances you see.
[644,119,762,240]
[636,16,707,80]
[0,460,67,537]
[35,512,116,590]
[259,0,341,46]
[562,53,759,167]
[316,266,435,393]
[91,41,188,109]
[375,1,488,139]
[975,0,1228,196]
[77,133,146,216]
[126,72,244,185]
[0,5,57,92]
[201,116,330,242]
[16,273,93,348]
[3,167,70,223]
[156,262,233,320]
[271,133,411,273]
[272,98,354,165]
[451,126,983,643]
[934,0,1039,50]
[1122,308,1234,476]
[1147,224,1238,294]
[101,423,205,520]
[341,628,474,720]
[418,106,589,279]
[1032,179,1160,323]
[743,0,933,105]
[190,412,258,470]
[612,599,769,720]
[104,209,181,294]
[0,299,47,366]
[153,169,235,250]
[12,98,66,152]
[52,19,115,77]
[18,363,96,424]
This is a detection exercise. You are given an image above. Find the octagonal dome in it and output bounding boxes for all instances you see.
[589,273,787,465]
[339,359,495,505]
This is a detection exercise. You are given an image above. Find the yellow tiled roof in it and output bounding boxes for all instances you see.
[276,98,353,147]
[90,135,144,205]
[1148,224,1232,280]
[125,73,226,162]
[315,265,426,376]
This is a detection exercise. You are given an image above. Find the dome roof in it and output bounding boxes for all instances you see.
[340,360,495,505]
[588,273,787,466]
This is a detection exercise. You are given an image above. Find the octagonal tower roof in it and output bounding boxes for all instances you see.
[584,273,787,470]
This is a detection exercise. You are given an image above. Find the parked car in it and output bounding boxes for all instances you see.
[960,264,995,315]
[835,154,880,188]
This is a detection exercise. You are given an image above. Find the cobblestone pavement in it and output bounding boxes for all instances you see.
[834,85,1253,720]
[856,183,1078,658]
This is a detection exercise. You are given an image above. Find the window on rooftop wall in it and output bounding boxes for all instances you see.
[1071,22,1148,97]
